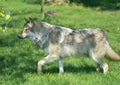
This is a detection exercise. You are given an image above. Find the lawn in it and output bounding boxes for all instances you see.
[0,0,120,85]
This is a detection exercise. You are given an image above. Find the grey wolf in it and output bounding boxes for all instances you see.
[18,18,120,74]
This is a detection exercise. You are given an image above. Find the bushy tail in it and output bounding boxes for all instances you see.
[106,44,120,61]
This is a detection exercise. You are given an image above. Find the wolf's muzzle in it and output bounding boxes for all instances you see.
[17,34,26,39]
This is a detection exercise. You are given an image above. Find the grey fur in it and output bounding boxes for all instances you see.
[18,18,120,74]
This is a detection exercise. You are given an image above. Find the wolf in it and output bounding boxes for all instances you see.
[18,18,120,74]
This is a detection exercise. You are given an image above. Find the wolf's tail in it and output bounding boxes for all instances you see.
[106,43,120,61]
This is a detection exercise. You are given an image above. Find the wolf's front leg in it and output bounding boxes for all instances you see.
[37,55,59,74]
[58,56,64,74]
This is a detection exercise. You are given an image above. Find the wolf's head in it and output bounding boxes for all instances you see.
[18,18,38,39]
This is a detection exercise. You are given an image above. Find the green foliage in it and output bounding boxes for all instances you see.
[23,0,41,4]
[70,0,120,10]
[0,8,11,29]
[0,0,120,85]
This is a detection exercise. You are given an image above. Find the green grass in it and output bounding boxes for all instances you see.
[0,0,120,85]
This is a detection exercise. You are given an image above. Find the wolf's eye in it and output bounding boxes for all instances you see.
[25,28,28,32]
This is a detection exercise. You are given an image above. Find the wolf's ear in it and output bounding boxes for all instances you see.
[33,21,38,27]
[24,18,28,21]
[29,17,33,21]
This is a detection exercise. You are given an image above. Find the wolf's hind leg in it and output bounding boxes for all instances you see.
[37,55,58,74]
[102,62,108,74]
[89,51,109,74]
[96,64,100,72]
[96,60,108,74]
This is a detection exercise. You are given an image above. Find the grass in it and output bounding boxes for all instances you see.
[0,0,120,85]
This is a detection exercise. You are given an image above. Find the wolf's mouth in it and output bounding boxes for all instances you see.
[17,34,26,39]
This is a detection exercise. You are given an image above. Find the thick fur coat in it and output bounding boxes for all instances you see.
[18,18,120,74]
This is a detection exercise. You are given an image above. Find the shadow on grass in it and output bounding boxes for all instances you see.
[70,0,120,11]
[43,64,98,74]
